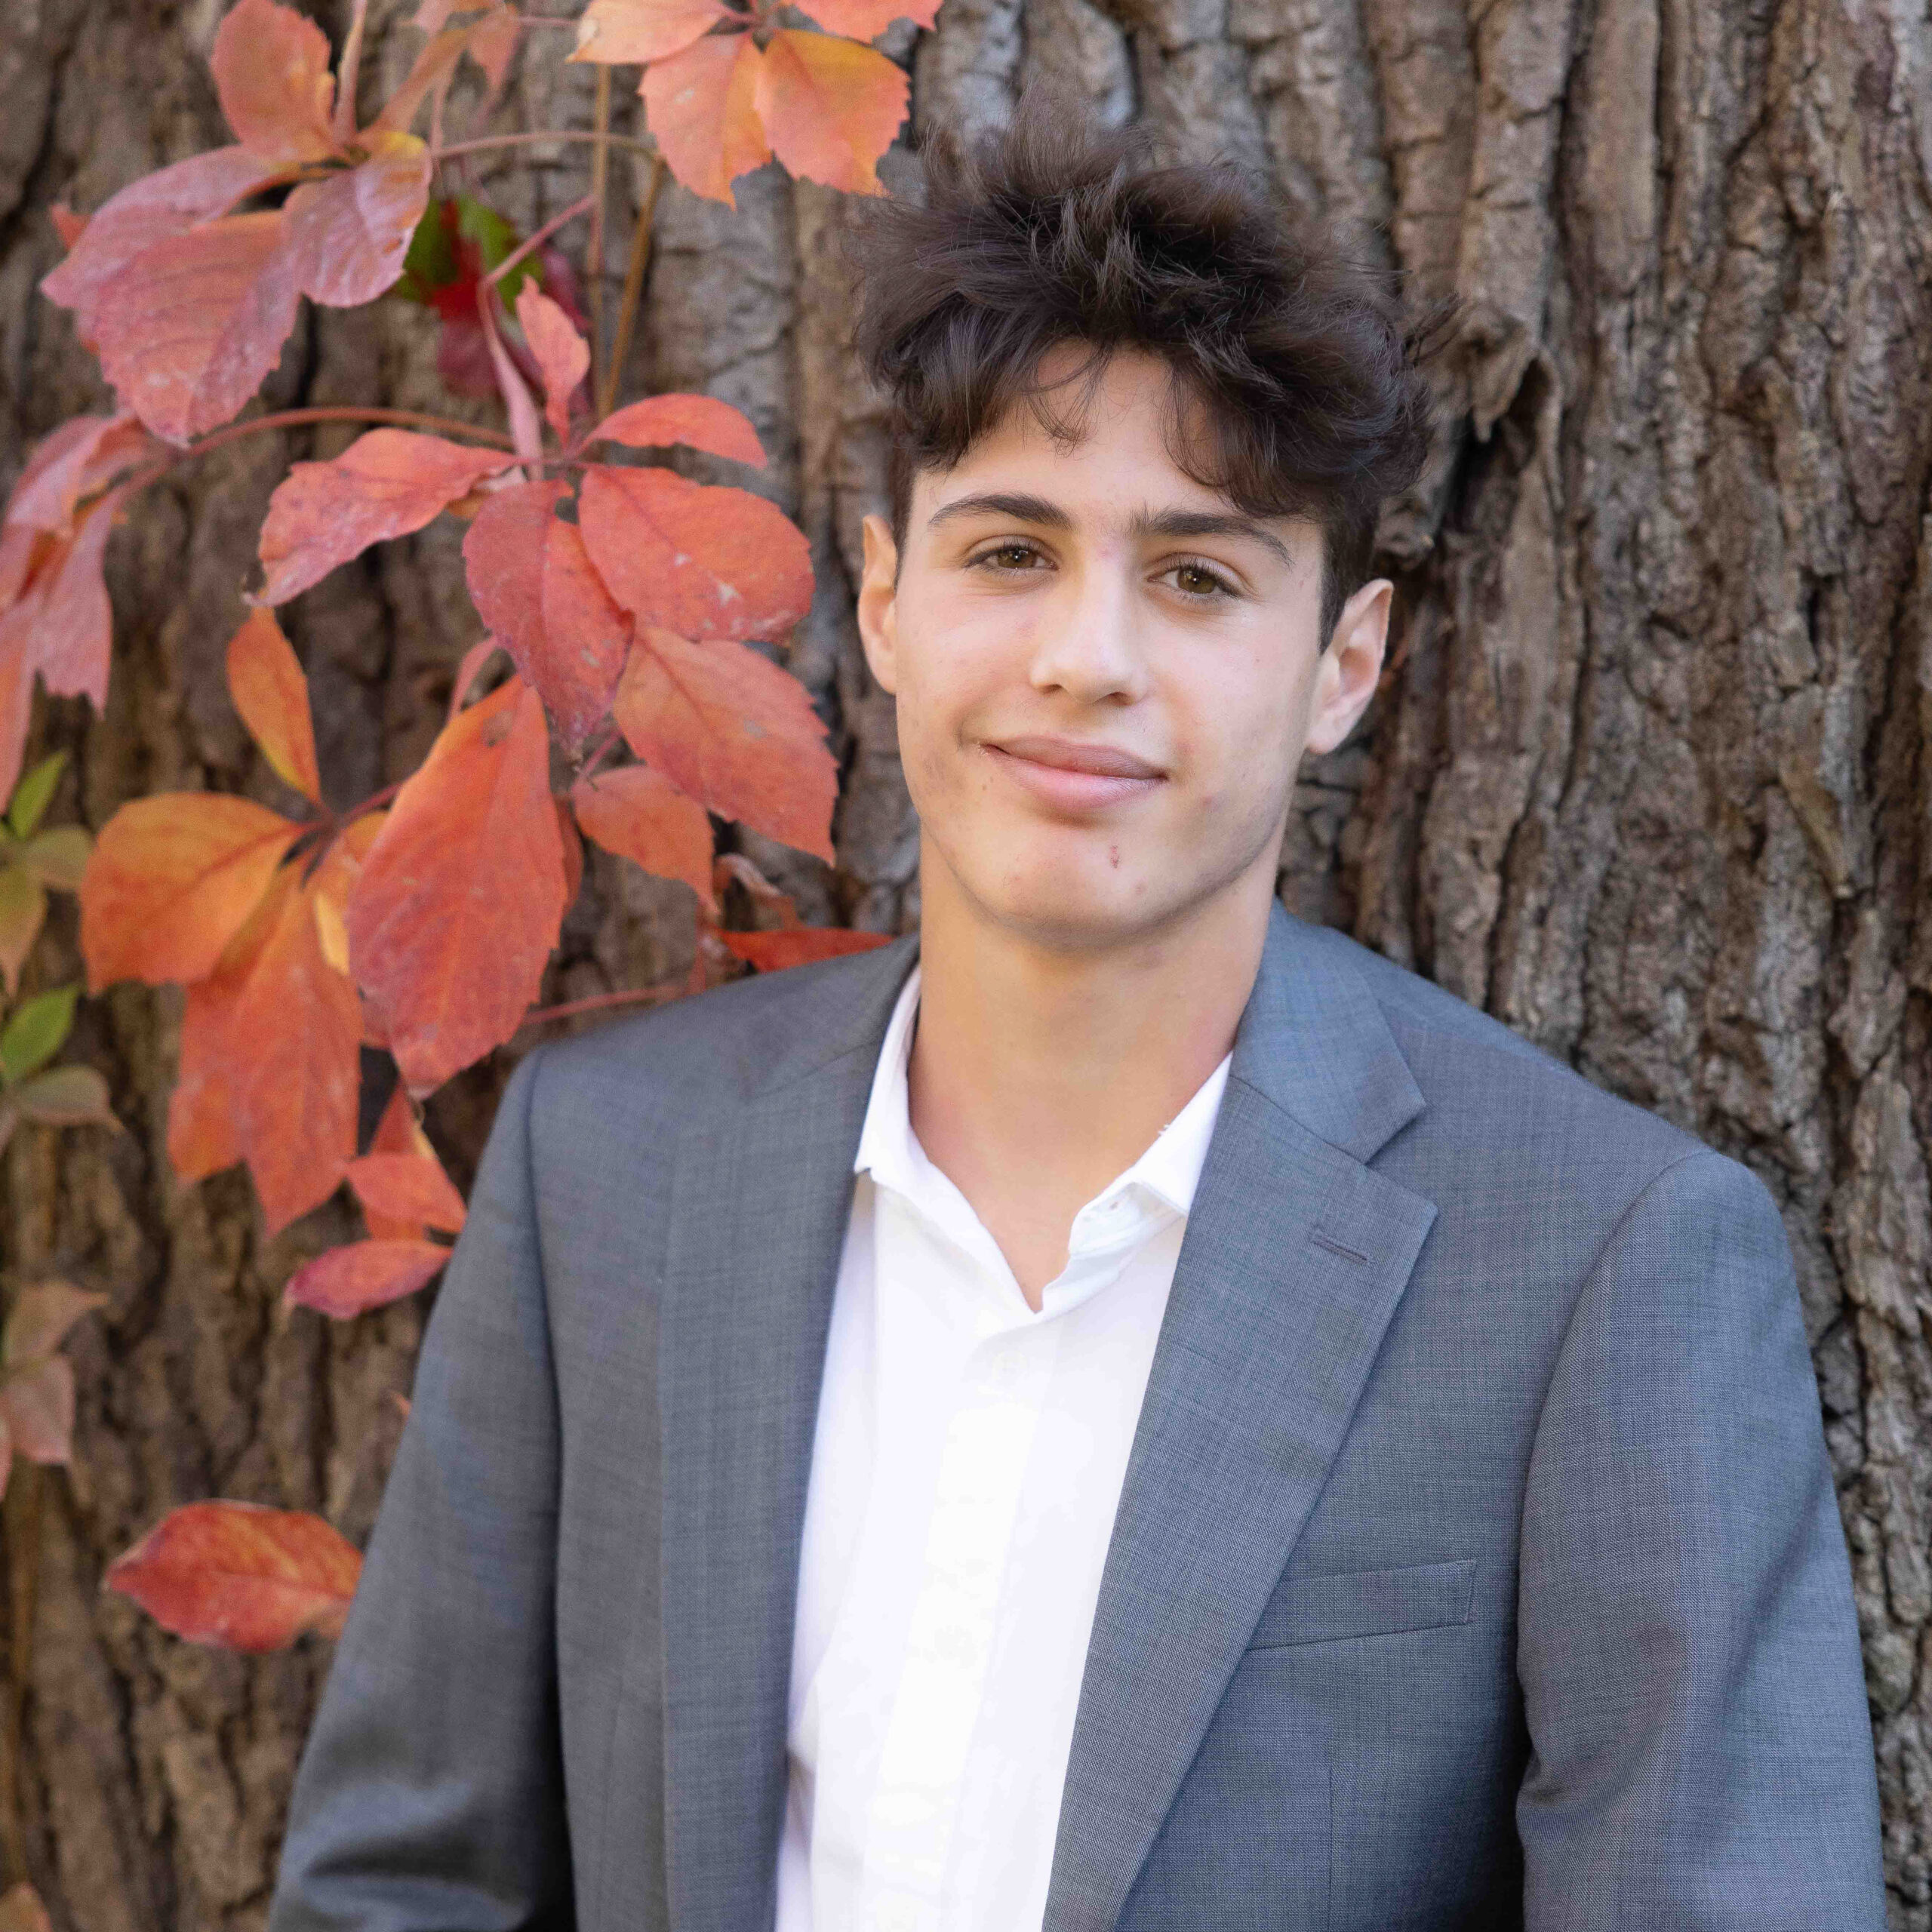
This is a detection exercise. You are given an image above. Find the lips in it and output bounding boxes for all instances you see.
[981,735,1165,813]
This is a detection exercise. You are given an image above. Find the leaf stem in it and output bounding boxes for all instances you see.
[516,983,685,1032]
[432,130,662,165]
[190,407,517,461]
[483,191,597,289]
[587,64,612,400]
[334,0,373,144]
[599,154,666,422]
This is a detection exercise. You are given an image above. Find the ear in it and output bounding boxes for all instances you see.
[1303,577,1393,756]
[857,512,901,696]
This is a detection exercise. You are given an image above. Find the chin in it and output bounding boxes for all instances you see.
[968,860,1185,953]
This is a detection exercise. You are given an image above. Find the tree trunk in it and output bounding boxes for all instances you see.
[1,0,1925,1924]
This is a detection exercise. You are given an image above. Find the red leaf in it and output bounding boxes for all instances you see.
[51,204,88,248]
[0,630,28,805]
[754,31,908,196]
[373,25,469,134]
[721,926,891,970]
[577,464,813,642]
[467,5,521,96]
[1,1357,75,1465]
[515,281,589,447]
[281,137,434,307]
[462,481,629,749]
[448,635,503,721]
[612,628,836,860]
[587,392,765,468]
[361,1082,437,1238]
[106,1500,361,1651]
[556,795,584,909]
[572,762,718,910]
[641,33,771,207]
[211,0,342,165]
[572,0,731,63]
[791,0,940,35]
[257,429,515,605]
[345,678,568,1092]
[81,793,299,989]
[346,1151,466,1233]
[92,212,303,445]
[479,283,545,462]
[39,146,285,344]
[226,608,321,802]
[0,481,131,709]
[3,412,151,537]
[286,1237,451,1318]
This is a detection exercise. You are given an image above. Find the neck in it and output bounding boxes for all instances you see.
[906,847,1272,1306]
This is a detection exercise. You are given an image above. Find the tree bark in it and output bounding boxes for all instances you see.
[0,0,1926,1924]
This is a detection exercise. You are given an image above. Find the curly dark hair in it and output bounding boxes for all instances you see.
[850,94,1450,641]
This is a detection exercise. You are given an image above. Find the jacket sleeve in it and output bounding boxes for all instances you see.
[269,1048,574,1932]
[1515,1146,1884,1928]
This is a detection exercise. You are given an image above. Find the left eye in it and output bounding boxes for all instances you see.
[1164,562,1234,598]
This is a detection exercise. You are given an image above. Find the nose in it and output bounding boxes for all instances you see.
[1026,555,1151,706]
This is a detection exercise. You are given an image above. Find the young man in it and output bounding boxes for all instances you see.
[269,107,1884,1930]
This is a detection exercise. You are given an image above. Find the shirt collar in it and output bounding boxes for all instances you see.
[852,963,1232,1223]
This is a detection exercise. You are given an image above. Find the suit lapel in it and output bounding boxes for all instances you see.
[657,937,918,1932]
[1044,908,1440,1930]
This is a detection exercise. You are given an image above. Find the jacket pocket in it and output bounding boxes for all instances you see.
[1245,1558,1477,1651]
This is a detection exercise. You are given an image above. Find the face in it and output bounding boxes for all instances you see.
[857,347,1393,954]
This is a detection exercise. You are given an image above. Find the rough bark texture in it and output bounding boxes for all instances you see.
[0,0,1927,1922]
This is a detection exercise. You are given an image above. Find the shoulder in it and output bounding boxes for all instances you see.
[517,937,914,1144]
[1309,921,1723,1195]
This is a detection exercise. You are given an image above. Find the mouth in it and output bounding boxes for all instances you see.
[981,735,1166,813]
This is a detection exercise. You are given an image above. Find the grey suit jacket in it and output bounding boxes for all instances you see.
[268,904,1884,1930]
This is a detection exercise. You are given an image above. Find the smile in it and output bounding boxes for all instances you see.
[981,736,1166,812]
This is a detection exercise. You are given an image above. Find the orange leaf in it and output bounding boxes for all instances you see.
[515,281,589,447]
[230,867,363,1232]
[721,926,891,970]
[573,0,730,63]
[361,1082,435,1238]
[448,636,504,721]
[466,5,521,96]
[257,429,515,605]
[308,808,387,977]
[577,464,812,642]
[106,1500,361,1651]
[587,392,765,468]
[226,609,321,802]
[345,678,568,1092]
[81,793,299,989]
[754,31,907,196]
[170,970,248,1183]
[462,481,629,749]
[613,628,836,860]
[373,24,470,134]
[641,33,770,207]
[211,0,341,166]
[3,412,152,537]
[791,0,940,35]
[39,146,285,344]
[346,1150,466,1233]
[1,1356,75,1465]
[93,212,303,445]
[286,1237,451,1318]
[572,762,718,911]
[281,137,433,307]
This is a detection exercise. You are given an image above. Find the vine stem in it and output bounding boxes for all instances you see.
[600,154,667,421]
[517,983,685,1031]
[432,130,661,165]
[587,64,613,398]
[483,191,596,290]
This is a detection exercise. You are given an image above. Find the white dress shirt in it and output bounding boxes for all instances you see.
[774,965,1232,1932]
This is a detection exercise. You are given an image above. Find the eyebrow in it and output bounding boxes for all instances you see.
[925,491,1295,567]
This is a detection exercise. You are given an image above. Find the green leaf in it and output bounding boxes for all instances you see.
[6,753,66,841]
[0,869,44,998]
[22,826,90,894]
[10,1064,115,1129]
[0,985,77,1086]
[395,198,458,306]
